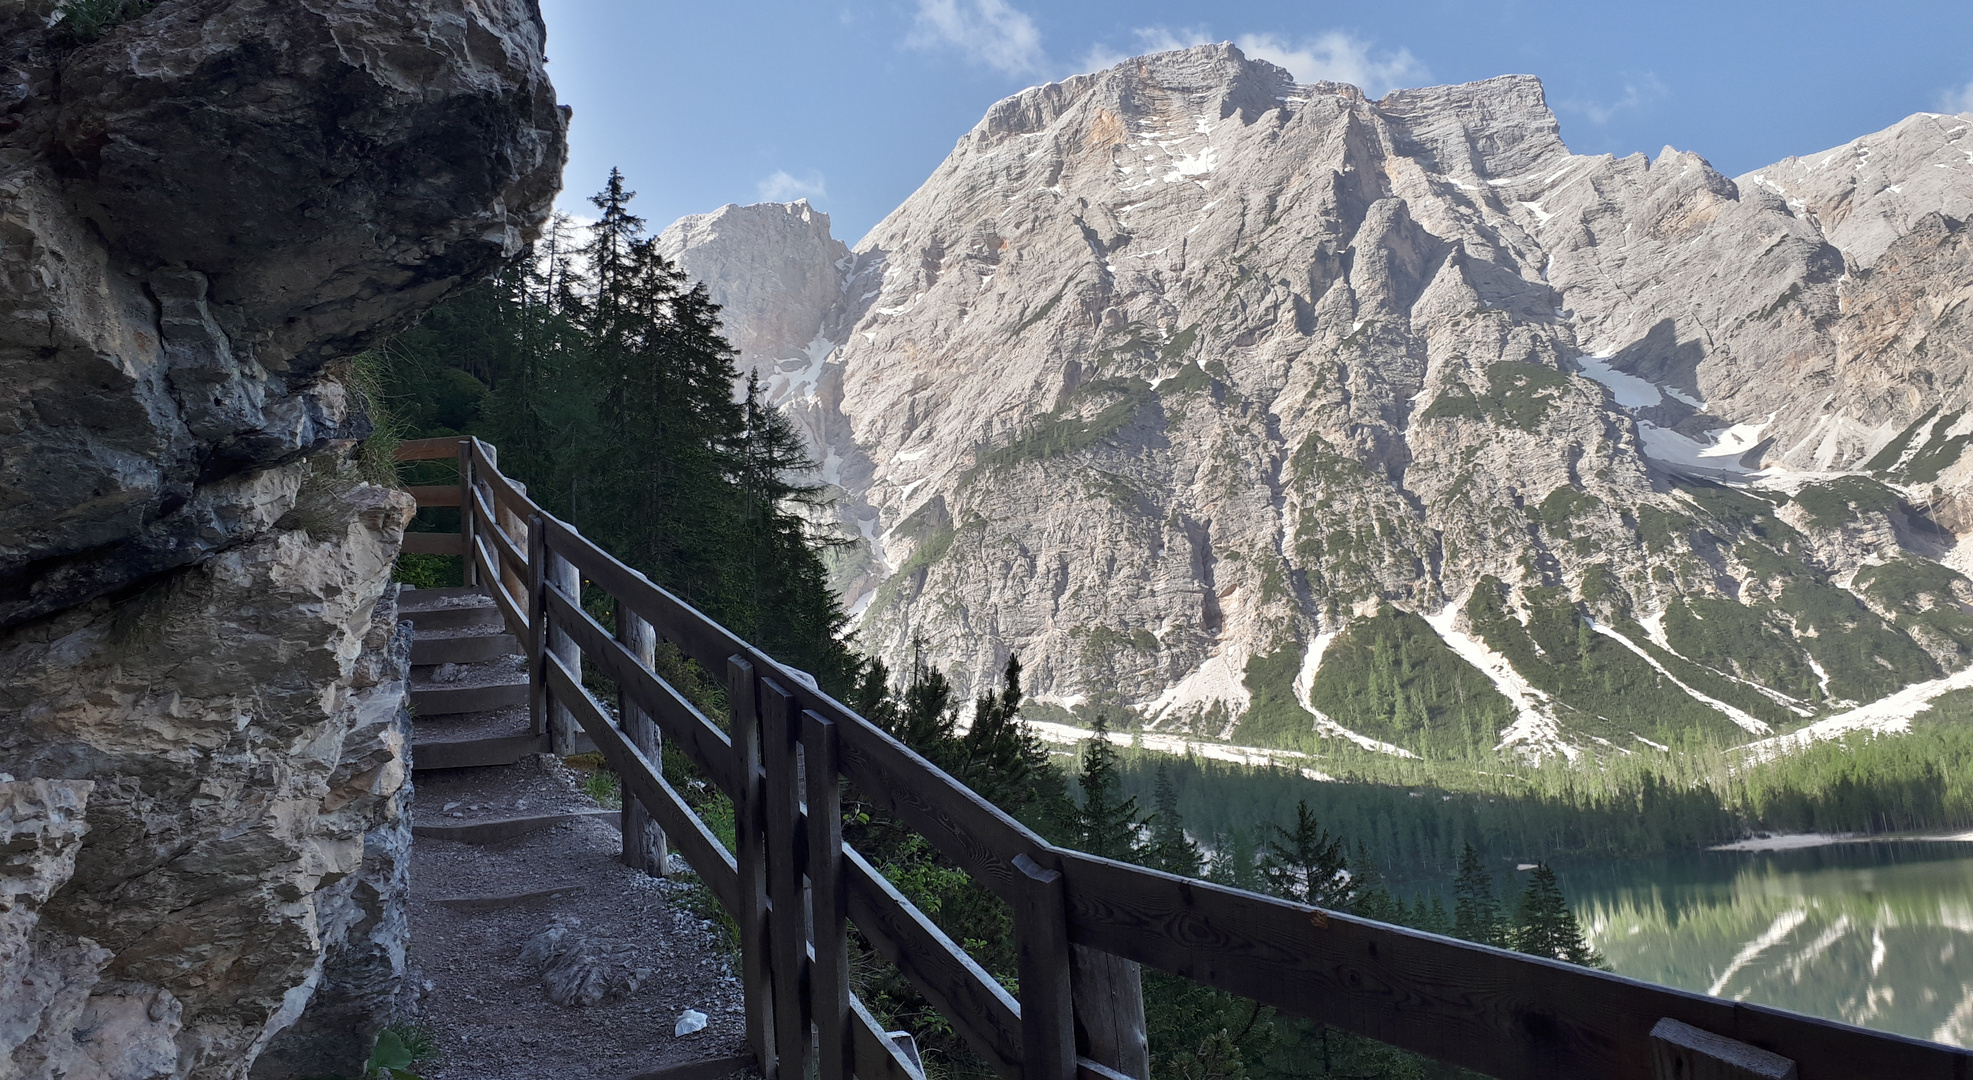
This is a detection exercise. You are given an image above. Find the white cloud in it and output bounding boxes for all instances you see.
[1233,31,1427,97]
[1557,73,1669,125]
[1078,25,1212,74]
[757,170,827,203]
[1938,80,1973,115]
[904,0,1045,77]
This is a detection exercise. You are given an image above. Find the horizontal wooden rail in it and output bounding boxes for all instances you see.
[394,436,467,462]
[402,437,1972,1080]
[400,532,463,556]
[541,583,739,796]
[468,485,528,577]
[405,484,462,507]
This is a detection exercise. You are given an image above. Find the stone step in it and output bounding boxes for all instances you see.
[398,585,487,608]
[401,603,503,631]
[432,885,590,910]
[412,730,551,771]
[410,632,519,666]
[410,680,528,716]
[412,810,619,844]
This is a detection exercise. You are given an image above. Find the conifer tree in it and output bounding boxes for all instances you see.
[1074,716,1144,860]
[958,655,1061,823]
[1177,1030,1247,1080]
[1145,762,1202,876]
[888,640,960,752]
[1260,802,1358,909]
[1204,829,1262,892]
[1453,843,1506,947]
[383,168,870,699]
[1510,863,1607,968]
[1410,894,1453,935]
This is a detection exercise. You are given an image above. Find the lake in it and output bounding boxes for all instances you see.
[1554,839,1973,1049]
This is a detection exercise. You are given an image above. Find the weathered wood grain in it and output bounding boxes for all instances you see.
[618,605,667,877]
[806,713,852,1080]
[1651,1018,1799,1080]
[851,993,927,1080]
[400,531,464,556]
[405,484,462,507]
[760,680,812,1080]
[730,657,777,1078]
[1069,946,1147,1080]
[526,514,548,739]
[1052,849,1970,1080]
[457,440,476,588]
[1014,854,1076,1080]
[468,485,529,579]
[544,546,581,755]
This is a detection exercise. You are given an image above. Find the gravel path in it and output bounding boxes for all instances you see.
[407,757,750,1080]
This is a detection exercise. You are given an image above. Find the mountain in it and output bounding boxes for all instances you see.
[658,44,1973,761]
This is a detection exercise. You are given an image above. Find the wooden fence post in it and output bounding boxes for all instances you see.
[759,680,811,1080]
[456,439,476,584]
[496,480,528,617]
[616,603,666,876]
[1012,853,1076,1080]
[729,657,776,1078]
[546,548,580,755]
[526,514,547,742]
[1649,1019,1798,1080]
[804,711,850,1080]
[1071,947,1149,1080]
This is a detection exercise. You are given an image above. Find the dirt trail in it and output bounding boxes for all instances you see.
[406,757,750,1080]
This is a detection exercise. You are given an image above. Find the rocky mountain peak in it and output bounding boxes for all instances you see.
[662,50,1973,764]
[657,200,851,407]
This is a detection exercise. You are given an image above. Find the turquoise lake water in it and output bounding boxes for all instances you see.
[1553,840,1973,1048]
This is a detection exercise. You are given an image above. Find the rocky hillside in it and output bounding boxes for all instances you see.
[659,44,1973,762]
[0,1,563,1077]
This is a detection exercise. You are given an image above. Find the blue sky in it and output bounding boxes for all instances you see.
[537,1,1973,245]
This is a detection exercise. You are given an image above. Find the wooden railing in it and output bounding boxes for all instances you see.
[392,436,1973,1080]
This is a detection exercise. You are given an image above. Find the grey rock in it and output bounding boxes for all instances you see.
[0,0,564,1077]
[0,0,568,629]
[522,919,651,1008]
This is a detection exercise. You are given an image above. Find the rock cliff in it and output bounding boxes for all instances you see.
[0,1,563,1077]
[662,45,1973,760]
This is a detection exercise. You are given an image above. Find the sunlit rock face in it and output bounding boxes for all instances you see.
[0,0,564,1076]
[664,44,1973,762]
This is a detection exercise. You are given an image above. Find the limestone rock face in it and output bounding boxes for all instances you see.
[656,199,851,400]
[0,0,563,1076]
[662,45,1973,759]
[0,0,566,630]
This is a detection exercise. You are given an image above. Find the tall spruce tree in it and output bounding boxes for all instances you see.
[1452,843,1506,947]
[1074,716,1144,860]
[1260,801,1358,909]
[957,655,1062,826]
[1511,864,1607,968]
[1145,762,1202,876]
[1204,829,1262,892]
